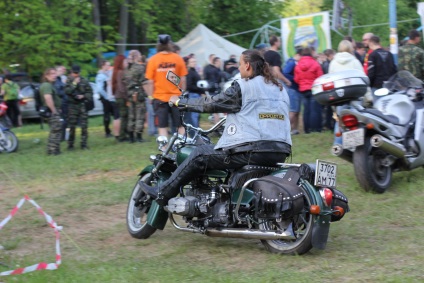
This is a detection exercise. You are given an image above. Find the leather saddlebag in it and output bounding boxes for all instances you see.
[251,175,305,220]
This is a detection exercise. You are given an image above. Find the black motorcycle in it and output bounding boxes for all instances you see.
[126,71,349,254]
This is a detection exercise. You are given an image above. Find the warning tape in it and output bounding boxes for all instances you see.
[0,195,62,276]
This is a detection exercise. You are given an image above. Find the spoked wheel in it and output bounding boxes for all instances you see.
[258,186,313,255]
[0,130,18,153]
[126,173,157,239]
[353,139,392,193]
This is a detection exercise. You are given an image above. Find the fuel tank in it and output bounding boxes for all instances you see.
[373,94,415,125]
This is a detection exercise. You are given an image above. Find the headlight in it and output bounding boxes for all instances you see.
[156,136,168,151]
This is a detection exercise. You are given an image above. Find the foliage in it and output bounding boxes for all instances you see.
[281,0,324,18]
[321,0,420,48]
[0,1,117,77]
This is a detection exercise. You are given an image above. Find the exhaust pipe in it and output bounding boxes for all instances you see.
[169,214,296,240]
[204,228,296,240]
[370,134,406,159]
[331,144,353,163]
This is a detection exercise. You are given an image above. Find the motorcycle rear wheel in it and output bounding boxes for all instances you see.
[258,186,313,255]
[0,130,18,153]
[126,173,157,239]
[353,139,392,193]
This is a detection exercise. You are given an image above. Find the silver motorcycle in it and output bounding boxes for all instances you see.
[313,70,424,193]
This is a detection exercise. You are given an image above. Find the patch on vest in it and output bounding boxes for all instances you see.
[259,113,285,120]
[227,124,237,135]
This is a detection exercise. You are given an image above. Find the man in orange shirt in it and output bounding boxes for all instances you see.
[145,34,188,137]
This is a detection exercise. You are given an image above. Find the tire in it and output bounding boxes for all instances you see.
[126,173,157,239]
[353,138,392,193]
[0,130,18,153]
[259,185,314,255]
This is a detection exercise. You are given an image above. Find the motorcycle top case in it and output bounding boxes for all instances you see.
[311,69,370,106]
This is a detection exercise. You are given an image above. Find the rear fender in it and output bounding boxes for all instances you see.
[299,180,331,250]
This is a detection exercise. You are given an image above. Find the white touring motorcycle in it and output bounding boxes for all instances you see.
[313,70,424,193]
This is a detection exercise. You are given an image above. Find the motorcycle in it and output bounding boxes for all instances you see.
[0,101,19,153]
[126,70,349,255]
[312,70,424,193]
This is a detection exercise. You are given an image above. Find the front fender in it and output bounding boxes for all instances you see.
[139,165,155,176]
[138,165,171,230]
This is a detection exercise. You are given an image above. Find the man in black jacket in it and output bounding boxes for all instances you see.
[367,35,397,90]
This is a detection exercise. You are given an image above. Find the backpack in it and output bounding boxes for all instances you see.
[33,85,42,112]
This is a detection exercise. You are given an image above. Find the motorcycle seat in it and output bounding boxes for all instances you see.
[229,165,280,189]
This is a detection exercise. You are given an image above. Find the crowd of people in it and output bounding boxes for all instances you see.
[1,29,423,156]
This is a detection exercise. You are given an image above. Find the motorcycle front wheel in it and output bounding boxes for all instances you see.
[258,185,313,255]
[353,138,392,193]
[126,173,157,239]
[0,130,18,153]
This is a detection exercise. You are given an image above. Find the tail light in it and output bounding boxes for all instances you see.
[19,100,27,105]
[322,82,334,91]
[309,205,321,215]
[320,188,333,207]
[333,206,345,218]
[341,114,358,129]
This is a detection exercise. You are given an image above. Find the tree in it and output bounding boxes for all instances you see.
[0,0,116,76]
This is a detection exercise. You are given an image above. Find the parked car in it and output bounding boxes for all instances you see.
[19,81,103,119]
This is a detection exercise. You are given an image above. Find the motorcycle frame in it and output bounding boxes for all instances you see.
[140,165,332,248]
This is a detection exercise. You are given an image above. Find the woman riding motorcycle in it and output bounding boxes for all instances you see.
[140,49,292,206]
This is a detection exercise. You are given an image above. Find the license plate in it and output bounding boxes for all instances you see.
[314,160,337,188]
[342,128,364,149]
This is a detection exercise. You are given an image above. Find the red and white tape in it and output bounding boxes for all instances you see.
[0,195,62,276]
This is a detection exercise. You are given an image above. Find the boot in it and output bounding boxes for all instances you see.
[139,181,168,206]
[136,133,144,143]
[128,132,134,143]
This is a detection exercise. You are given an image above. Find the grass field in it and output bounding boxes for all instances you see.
[1,116,424,283]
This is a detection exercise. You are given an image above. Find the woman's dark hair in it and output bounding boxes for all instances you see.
[112,55,126,94]
[42,68,56,82]
[241,49,282,91]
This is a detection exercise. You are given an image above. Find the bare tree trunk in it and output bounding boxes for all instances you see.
[117,0,129,55]
[92,0,103,67]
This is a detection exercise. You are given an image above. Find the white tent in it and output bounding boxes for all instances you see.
[176,24,246,68]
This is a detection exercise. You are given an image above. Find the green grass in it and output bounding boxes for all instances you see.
[1,116,424,282]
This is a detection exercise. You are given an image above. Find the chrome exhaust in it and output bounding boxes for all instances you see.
[204,228,296,240]
[370,134,406,159]
[331,144,353,163]
[169,214,295,240]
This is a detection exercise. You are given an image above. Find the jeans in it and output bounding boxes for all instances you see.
[183,93,201,137]
[288,88,302,113]
[146,99,157,136]
[302,91,322,133]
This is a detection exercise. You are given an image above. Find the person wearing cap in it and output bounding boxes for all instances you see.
[145,34,188,138]
[255,43,269,56]
[64,65,93,150]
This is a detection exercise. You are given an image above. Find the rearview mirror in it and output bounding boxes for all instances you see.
[166,70,181,86]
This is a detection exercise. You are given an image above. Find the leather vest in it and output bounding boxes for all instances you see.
[215,76,292,150]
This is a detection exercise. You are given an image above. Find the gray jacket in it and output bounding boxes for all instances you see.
[178,75,292,152]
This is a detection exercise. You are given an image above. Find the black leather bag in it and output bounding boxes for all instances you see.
[252,175,305,220]
[85,99,94,111]
[330,188,349,222]
[38,106,52,118]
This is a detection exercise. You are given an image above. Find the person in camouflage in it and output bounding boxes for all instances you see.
[125,50,148,143]
[40,68,62,155]
[65,65,93,150]
[398,29,424,81]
